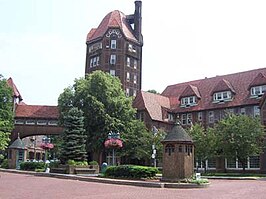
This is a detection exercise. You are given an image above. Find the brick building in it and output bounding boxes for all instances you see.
[133,68,266,172]
[85,1,143,97]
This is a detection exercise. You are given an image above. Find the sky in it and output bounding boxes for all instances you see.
[1,0,266,105]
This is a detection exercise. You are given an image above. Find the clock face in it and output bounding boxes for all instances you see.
[106,29,122,38]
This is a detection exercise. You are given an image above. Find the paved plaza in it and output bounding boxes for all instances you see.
[1,172,266,199]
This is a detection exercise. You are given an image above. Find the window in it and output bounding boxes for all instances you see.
[250,85,266,97]
[133,90,137,97]
[181,113,192,125]
[48,120,58,126]
[165,144,175,156]
[226,157,259,169]
[168,113,174,121]
[26,120,35,125]
[180,96,196,106]
[198,112,202,121]
[110,70,115,76]
[138,112,144,121]
[111,40,116,49]
[126,72,130,82]
[133,74,137,84]
[90,58,93,68]
[213,91,232,102]
[96,56,99,66]
[133,60,137,69]
[128,44,133,52]
[249,156,260,168]
[15,119,24,124]
[110,54,116,64]
[208,111,214,123]
[187,113,192,125]
[126,88,130,97]
[93,57,97,66]
[37,120,47,125]
[254,106,260,117]
[127,57,130,67]
[240,108,245,115]
[91,56,99,67]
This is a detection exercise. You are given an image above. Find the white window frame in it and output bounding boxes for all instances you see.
[110,54,116,65]
[198,112,202,121]
[48,120,58,126]
[168,113,174,121]
[181,96,196,106]
[133,90,137,97]
[133,59,137,69]
[15,119,24,125]
[90,58,93,68]
[126,88,130,97]
[96,56,99,66]
[37,120,47,125]
[111,40,116,49]
[126,72,130,82]
[187,113,192,125]
[213,91,232,102]
[240,107,245,115]
[181,114,187,125]
[133,74,137,84]
[225,156,260,170]
[26,120,35,125]
[127,57,130,67]
[250,85,266,97]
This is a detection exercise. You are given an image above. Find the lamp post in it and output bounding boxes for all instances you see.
[152,126,158,167]
[41,136,53,163]
[104,131,122,166]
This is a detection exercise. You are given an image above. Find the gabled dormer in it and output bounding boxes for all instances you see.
[212,79,235,103]
[249,73,266,98]
[179,85,201,107]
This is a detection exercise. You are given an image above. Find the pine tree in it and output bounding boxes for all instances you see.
[60,107,87,163]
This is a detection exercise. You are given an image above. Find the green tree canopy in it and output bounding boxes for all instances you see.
[0,74,13,151]
[189,123,217,171]
[215,114,265,171]
[58,71,151,163]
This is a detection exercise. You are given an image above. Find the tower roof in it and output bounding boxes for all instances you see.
[162,123,193,143]
[86,10,138,43]
[9,136,26,149]
[7,77,23,101]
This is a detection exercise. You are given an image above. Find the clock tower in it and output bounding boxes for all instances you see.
[85,1,143,97]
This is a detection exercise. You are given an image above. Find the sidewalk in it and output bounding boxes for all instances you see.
[0,168,209,189]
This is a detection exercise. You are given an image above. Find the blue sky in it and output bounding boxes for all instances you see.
[1,0,266,105]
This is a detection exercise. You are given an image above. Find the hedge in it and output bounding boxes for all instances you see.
[104,165,159,179]
[20,162,46,171]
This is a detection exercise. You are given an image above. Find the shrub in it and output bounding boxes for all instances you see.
[105,165,159,179]
[67,160,88,166]
[20,162,45,171]
[89,160,98,165]
[1,159,8,169]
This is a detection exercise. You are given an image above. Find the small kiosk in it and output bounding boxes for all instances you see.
[161,122,194,182]
[8,136,27,169]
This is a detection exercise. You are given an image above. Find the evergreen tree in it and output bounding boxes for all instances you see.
[60,107,87,163]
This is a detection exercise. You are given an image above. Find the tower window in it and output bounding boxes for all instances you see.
[126,72,130,82]
[111,40,117,49]
[133,60,137,69]
[110,55,116,65]
[127,57,131,67]
[126,88,130,97]
[133,74,137,84]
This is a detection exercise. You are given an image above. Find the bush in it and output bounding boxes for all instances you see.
[20,162,45,171]
[1,159,8,169]
[67,160,88,166]
[105,165,159,179]
[89,160,98,165]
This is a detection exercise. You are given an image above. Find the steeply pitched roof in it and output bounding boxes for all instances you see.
[162,123,193,143]
[9,137,26,149]
[15,105,59,119]
[86,10,138,43]
[249,73,266,88]
[179,85,201,99]
[133,91,170,122]
[161,68,266,112]
[211,79,236,94]
[7,77,22,100]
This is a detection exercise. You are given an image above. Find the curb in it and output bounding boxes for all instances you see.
[0,168,209,189]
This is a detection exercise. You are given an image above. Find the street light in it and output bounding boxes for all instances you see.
[152,126,158,167]
[104,131,122,166]
[41,136,53,163]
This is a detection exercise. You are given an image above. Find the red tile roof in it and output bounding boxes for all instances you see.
[86,10,138,43]
[249,73,266,89]
[162,68,266,112]
[7,77,22,100]
[179,85,201,99]
[211,79,236,94]
[15,105,59,119]
[133,91,170,122]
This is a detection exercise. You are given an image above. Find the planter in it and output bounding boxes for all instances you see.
[50,165,99,175]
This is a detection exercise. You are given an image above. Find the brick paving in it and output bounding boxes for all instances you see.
[1,172,266,199]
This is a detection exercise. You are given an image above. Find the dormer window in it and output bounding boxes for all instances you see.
[213,91,232,102]
[250,85,266,97]
[181,96,196,107]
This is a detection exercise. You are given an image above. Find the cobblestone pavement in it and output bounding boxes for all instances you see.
[1,172,266,199]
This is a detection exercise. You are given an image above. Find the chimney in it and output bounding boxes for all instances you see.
[134,1,142,43]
